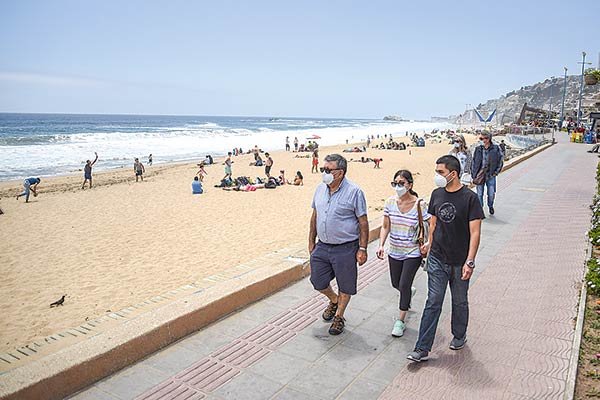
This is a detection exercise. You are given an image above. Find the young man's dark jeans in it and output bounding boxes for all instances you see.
[414,254,470,352]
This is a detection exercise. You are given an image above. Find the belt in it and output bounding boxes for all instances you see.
[319,239,359,247]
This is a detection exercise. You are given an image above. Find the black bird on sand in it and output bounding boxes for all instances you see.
[50,295,66,307]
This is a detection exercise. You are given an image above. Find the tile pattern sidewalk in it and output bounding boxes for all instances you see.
[71,138,596,400]
[380,142,595,400]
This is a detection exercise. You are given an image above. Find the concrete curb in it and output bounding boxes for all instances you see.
[0,226,381,400]
[500,142,554,174]
[564,243,591,400]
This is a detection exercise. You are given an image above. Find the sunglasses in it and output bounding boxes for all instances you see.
[479,136,489,140]
[391,181,408,187]
[319,167,342,173]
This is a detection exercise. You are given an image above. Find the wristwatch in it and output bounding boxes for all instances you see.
[466,259,475,269]
[359,247,368,252]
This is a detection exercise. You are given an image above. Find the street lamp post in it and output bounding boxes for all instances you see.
[549,78,555,142]
[577,51,591,127]
[560,67,567,130]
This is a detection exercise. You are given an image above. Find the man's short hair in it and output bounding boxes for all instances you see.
[436,154,461,175]
[324,154,348,173]
[481,132,492,139]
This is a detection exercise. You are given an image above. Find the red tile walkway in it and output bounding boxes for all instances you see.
[379,141,595,400]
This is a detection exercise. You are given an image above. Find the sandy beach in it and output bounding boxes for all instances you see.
[0,135,473,352]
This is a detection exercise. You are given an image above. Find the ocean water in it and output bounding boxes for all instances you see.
[0,113,450,181]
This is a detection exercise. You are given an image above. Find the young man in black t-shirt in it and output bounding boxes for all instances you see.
[408,155,484,362]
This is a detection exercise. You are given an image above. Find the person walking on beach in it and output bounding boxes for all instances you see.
[449,134,473,185]
[265,153,273,177]
[16,177,41,203]
[377,170,430,337]
[134,158,145,182]
[407,155,483,362]
[311,149,319,174]
[81,152,98,189]
[285,136,290,151]
[196,162,208,182]
[471,132,503,215]
[294,136,299,152]
[148,153,153,166]
[223,152,233,180]
[308,154,369,335]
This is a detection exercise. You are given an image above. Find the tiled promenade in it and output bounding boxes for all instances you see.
[71,136,596,400]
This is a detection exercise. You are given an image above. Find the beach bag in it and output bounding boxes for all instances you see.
[460,173,472,185]
[416,199,429,271]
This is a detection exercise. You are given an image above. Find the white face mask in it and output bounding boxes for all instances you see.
[453,142,461,148]
[434,172,454,188]
[322,172,334,185]
[395,185,408,197]
[478,140,484,146]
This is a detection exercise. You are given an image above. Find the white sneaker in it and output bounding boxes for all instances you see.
[391,319,405,337]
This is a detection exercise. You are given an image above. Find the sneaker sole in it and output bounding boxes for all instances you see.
[407,355,429,362]
[391,331,404,337]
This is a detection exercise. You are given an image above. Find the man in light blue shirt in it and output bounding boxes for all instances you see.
[191,176,203,194]
[309,154,369,335]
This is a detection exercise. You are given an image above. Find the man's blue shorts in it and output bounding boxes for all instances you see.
[309,240,359,295]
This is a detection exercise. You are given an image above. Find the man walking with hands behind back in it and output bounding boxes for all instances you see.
[309,154,369,335]
[471,132,503,215]
[407,155,484,362]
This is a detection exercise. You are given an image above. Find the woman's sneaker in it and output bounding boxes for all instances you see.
[391,319,405,337]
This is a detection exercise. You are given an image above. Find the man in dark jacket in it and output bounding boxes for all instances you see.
[471,132,503,215]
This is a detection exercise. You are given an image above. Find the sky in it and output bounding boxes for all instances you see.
[0,0,599,119]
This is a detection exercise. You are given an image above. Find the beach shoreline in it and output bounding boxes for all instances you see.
[0,133,469,353]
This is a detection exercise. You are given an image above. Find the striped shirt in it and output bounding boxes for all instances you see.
[383,196,431,260]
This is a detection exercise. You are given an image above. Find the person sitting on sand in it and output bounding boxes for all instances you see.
[134,158,145,182]
[192,176,203,194]
[292,171,304,186]
[278,170,287,185]
[250,154,263,166]
[196,162,208,182]
[204,154,214,165]
[81,152,98,189]
[16,177,41,203]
